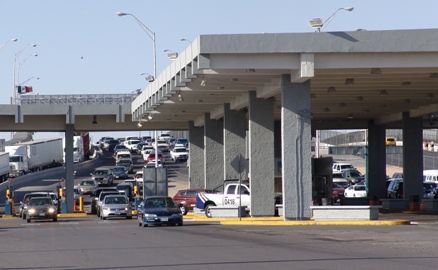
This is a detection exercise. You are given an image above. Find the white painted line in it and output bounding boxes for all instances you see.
[21,224,41,226]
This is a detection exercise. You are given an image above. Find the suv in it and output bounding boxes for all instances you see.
[91,167,114,186]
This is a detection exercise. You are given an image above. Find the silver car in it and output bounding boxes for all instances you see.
[78,179,98,195]
[99,194,132,220]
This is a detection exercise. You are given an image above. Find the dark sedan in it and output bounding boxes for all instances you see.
[137,196,183,227]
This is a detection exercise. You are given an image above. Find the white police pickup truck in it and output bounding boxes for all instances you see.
[196,183,251,217]
[170,147,188,162]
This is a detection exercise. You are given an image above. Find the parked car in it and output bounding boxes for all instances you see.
[344,185,367,198]
[172,189,210,215]
[116,158,134,174]
[112,165,129,179]
[332,162,355,173]
[25,197,58,223]
[333,172,349,188]
[137,196,183,227]
[99,194,132,220]
[91,167,114,186]
[78,179,98,195]
[387,180,403,198]
[332,183,345,203]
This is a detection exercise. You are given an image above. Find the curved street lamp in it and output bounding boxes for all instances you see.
[20,76,39,85]
[141,72,155,82]
[117,12,156,80]
[180,38,191,44]
[0,38,18,52]
[309,7,354,32]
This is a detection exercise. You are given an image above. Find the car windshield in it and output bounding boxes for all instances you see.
[355,185,366,191]
[94,170,108,176]
[81,180,94,186]
[29,198,53,206]
[175,148,186,152]
[105,196,127,204]
[113,167,125,172]
[144,198,177,208]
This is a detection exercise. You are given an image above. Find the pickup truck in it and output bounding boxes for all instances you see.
[170,147,188,162]
[196,183,251,217]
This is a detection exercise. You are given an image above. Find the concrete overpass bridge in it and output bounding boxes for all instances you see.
[2,28,438,218]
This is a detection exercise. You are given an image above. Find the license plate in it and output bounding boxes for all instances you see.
[39,213,46,216]
[115,211,121,215]
[161,217,168,221]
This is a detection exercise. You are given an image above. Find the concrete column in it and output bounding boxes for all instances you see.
[223,103,247,181]
[248,91,275,216]
[64,125,75,212]
[281,75,312,220]
[188,121,204,189]
[367,121,387,200]
[402,112,423,202]
[204,113,224,189]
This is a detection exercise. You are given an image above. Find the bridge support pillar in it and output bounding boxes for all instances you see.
[188,121,204,189]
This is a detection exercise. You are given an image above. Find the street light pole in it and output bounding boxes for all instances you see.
[20,76,40,85]
[12,44,36,105]
[17,53,38,90]
[117,12,156,79]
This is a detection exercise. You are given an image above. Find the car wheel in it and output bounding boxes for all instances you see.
[180,205,187,215]
[26,218,31,223]
[178,222,183,226]
[53,217,57,222]
[126,216,132,220]
[102,216,106,220]
[22,213,26,220]
[97,210,100,217]
[205,204,214,218]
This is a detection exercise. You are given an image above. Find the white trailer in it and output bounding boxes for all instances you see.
[6,138,63,177]
[0,152,9,181]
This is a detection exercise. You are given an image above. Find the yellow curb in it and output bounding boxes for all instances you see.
[1,215,17,219]
[57,212,88,218]
[219,219,411,226]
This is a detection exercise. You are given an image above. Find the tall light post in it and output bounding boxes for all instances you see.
[0,38,18,52]
[309,7,354,32]
[12,44,36,104]
[117,12,156,80]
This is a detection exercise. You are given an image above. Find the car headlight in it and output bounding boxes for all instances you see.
[145,214,157,220]
[48,208,56,213]
[28,209,36,214]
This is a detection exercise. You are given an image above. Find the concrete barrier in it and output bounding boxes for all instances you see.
[380,199,408,209]
[310,205,382,221]
[421,199,438,210]
[208,206,247,218]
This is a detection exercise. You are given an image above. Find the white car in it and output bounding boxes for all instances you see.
[142,149,154,160]
[344,185,367,198]
[146,160,164,168]
[134,171,143,184]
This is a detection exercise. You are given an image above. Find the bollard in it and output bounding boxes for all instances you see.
[4,200,11,216]
[79,196,83,211]
[61,200,67,214]
[134,197,141,210]
[73,200,77,212]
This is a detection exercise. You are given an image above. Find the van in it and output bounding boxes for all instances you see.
[115,150,131,163]
[423,170,438,183]
[385,137,396,146]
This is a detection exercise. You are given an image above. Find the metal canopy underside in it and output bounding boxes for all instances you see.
[132,29,438,130]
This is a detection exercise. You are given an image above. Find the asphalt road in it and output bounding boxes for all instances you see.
[1,219,438,269]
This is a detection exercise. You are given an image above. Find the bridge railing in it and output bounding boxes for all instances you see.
[19,94,138,105]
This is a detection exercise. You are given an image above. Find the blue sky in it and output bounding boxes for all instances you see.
[0,0,436,141]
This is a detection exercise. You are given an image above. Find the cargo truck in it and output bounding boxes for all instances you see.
[0,152,10,182]
[6,138,63,177]
[73,134,90,162]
